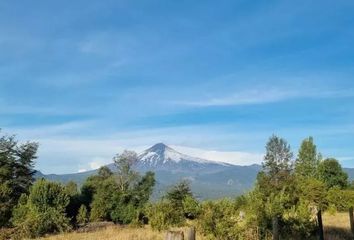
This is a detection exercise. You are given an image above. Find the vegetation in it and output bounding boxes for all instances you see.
[0,131,38,227]
[1,129,354,239]
[12,179,71,238]
[35,213,353,240]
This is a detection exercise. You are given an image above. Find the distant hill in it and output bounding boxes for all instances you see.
[35,143,354,199]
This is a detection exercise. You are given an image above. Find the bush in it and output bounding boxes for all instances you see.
[182,195,201,219]
[12,179,71,238]
[198,199,247,239]
[110,199,137,224]
[146,201,185,231]
[327,187,354,211]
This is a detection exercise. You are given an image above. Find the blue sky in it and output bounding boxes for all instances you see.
[1,0,354,173]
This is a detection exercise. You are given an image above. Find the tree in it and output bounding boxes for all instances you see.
[113,150,139,192]
[295,137,320,179]
[0,132,38,227]
[64,181,81,225]
[77,205,89,225]
[110,171,156,224]
[12,179,70,238]
[89,176,116,221]
[318,158,348,189]
[80,167,113,211]
[166,180,193,208]
[262,135,293,184]
[164,181,200,220]
[97,166,113,179]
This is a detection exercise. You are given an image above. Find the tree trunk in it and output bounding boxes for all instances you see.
[349,207,354,237]
[317,210,324,240]
[272,216,279,240]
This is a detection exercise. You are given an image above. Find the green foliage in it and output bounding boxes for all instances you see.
[64,181,81,225]
[198,198,250,240]
[12,179,71,238]
[182,195,201,219]
[295,137,320,179]
[89,176,116,221]
[110,200,137,224]
[318,158,348,189]
[262,135,293,180]
[252,136,325,239]
[97,166,113,179]
[110,171,155,224]
[145,181,198,231]
[113,150,139,192]
[79,152,155,225]
[281,200,318,239]
[166,180,193,207]
[77,205,89,225]
[297,178,327,209]
[147,200,185,231]
[0,132,38,227]
[326,187,354,211]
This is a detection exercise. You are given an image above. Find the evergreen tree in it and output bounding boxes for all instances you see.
[295,137,320,179]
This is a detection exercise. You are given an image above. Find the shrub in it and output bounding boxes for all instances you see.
[198,199,246,239]
[12,179,71,238]
[147,201,185,231]
[327,187,354,211]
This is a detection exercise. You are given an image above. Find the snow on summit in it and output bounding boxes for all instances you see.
[138,143,227,167]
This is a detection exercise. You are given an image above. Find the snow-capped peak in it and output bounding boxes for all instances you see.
[138,143,228,167]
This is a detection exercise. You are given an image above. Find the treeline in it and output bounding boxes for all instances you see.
[1,131,354,239]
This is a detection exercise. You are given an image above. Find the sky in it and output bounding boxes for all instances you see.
[1,0,354,173]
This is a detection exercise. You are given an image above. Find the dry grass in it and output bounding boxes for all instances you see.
[39,226,163,240]
[38,225,207,240]
[323,211,353,240]
[13,212,351,240]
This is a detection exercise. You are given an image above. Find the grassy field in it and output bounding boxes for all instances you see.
[38,225,204,240]
[20,212,353,240]
[323,212,353,240]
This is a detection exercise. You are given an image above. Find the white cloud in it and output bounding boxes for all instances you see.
[172,145,263,165]
[88,157,112,170]
[174,88,354,107]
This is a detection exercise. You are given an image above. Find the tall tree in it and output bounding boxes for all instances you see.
[262,135,293,185]
[295,137,320,179]
[0,132,38,227]
[113,150,139,192]
[318,158,348,189]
